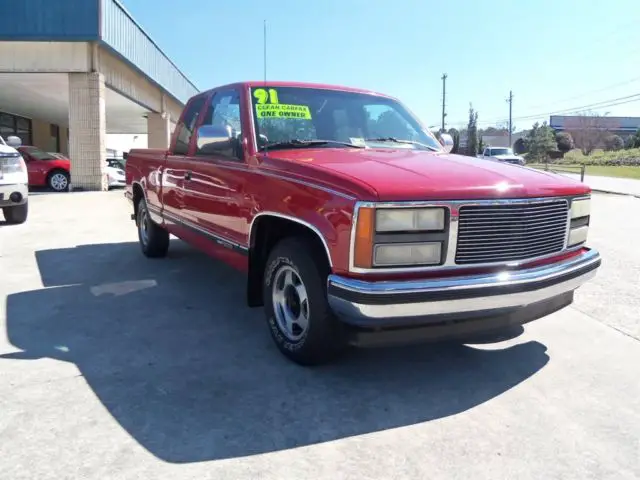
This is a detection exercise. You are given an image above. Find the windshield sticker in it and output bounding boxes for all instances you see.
[256,104,312,119]
[253,88,280,104]
[349,137,366,147]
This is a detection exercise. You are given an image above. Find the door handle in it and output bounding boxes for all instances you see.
[184,170,192,181]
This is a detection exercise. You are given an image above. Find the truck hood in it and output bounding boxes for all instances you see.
[492,154,525,161]
[267,148,589,201]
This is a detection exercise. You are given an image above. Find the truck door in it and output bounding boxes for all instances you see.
[180,88,249,248]
[161,95,207,225]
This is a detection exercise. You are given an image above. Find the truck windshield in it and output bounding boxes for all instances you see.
[490,148,513,156]
[250,86,442,152]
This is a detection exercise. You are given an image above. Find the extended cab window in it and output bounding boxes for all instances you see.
[173,96,206,155]
[198,90,242,160]
[250,86,442,152]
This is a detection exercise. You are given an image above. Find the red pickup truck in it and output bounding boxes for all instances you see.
[125,81,601,365]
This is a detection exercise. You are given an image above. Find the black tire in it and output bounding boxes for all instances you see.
[3,201,28,224]
[136,198,169,258]
[47,170,70,192]
[263,237,348,366]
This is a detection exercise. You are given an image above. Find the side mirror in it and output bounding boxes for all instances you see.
[196,124,233,155]
[6,135,22,148]
[122,152,128,160]
[438,133,454,153]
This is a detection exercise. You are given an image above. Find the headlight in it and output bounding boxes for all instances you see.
[568,226,589,247]
[376,208,445,232]
[0,153,25,174]
[568,198,590,247]
[571,198,590,219]
[374,242,442,266]
[353,206,448,269]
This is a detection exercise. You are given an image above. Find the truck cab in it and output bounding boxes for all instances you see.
[125,81,600,365]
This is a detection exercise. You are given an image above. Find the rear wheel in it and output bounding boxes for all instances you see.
[2,201,28,224]
[136,198,169,258]
[263,237,347,366]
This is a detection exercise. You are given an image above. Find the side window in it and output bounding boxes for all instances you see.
[173,96,206,155]
[198,90,243,160]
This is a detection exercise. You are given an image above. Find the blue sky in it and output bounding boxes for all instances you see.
[124,0,640,132]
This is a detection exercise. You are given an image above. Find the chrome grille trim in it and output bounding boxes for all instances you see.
[455,200,569,265]
[348,196,588,275]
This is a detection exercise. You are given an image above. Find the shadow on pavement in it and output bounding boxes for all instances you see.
[2,240,549,463]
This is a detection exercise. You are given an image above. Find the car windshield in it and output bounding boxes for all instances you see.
[490,148,513,156]
[21,147,57,160]
[250,86,442,152]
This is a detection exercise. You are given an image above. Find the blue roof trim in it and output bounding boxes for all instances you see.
[0,0,198,105]
[101,0,199,104]
[0,0,100,40]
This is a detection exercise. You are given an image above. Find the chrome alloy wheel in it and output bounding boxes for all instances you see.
[50,173,68,191]
[138,207,149,247]
[272,265,310,341]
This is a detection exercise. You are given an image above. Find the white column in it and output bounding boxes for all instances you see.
[147,112,171,149]
[68,72,107,191]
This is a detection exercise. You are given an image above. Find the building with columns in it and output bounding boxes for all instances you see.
[0,0,198,190]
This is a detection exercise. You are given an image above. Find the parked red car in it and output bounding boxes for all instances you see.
[125,81,601,365]
[17,146,70,192]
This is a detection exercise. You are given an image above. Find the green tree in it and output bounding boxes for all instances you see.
[466,104,478,157]
[626,128,640,149]
[604,134,624,151]
[555,131,574,153]
[513,137,527,154]
[447,127,460,154]
[525,122,557,162]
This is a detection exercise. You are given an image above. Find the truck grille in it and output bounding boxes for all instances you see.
[455,200,568,265]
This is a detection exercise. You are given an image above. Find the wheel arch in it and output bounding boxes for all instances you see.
[246,212,333,307]
[131,181,145,221]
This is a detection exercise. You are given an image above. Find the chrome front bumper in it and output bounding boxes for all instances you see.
[328,248,601,328]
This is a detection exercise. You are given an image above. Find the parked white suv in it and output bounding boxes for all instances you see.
[0,135,29,224]
[478,147,526,166]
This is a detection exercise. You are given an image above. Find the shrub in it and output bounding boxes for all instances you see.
[604,135,624,151]
[554,148,640,166]
[555,132,574,153]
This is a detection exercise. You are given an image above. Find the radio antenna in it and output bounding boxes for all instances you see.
[263,20,267,84]
[262,19,268,157]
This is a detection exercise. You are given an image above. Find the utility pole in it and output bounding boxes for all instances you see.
[507,90,514,146]
[441,73,447,132]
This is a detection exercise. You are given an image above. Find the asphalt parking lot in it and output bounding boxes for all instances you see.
[1,191,639,480]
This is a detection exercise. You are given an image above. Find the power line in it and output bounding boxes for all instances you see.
[447,92,640,128]
[519,75,640,112]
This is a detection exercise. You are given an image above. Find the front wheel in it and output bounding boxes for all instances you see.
[48,170,70,192]
[136,198,169,258]
[2,201,28,224]
[263,237,347,366]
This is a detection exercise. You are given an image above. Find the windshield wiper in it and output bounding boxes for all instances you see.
[365,137,439,152]
[259,139,364,151]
